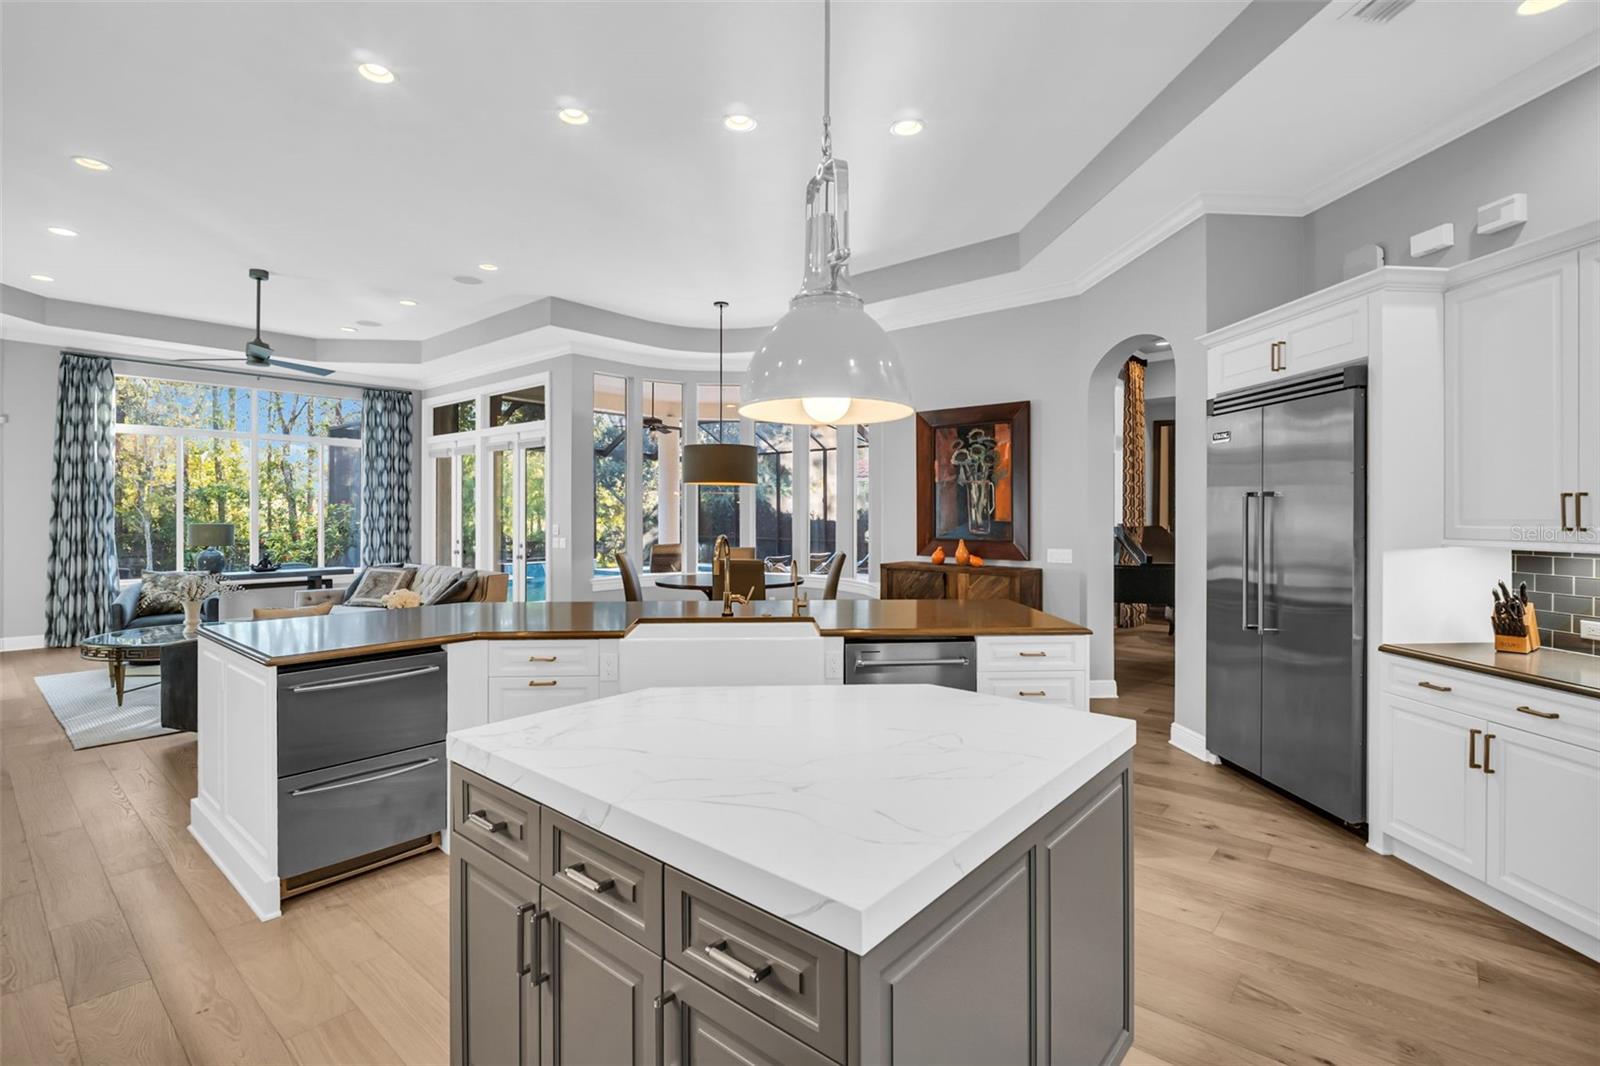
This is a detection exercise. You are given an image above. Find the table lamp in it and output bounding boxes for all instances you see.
[188,523,235,575]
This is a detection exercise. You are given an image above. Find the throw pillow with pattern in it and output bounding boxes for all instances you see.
[346,566,415,607]
[135,571,189,617]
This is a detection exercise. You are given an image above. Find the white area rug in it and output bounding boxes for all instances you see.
[35,668,175,750]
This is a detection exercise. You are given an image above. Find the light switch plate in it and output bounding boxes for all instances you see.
[1047,548,1073,564]
[1580,619,1600,640]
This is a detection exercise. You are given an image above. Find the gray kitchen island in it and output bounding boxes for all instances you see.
[446,683,1135,1066]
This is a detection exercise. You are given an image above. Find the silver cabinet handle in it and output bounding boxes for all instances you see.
[855,657,970,668]
[515,901,537,975]
[289,664,440,693]
[560,864,614,894]
[466,810,507,834]
[1259,491,1279,634]
[288,756,437,796]
[703,941,771,984]
[529,908,549,986]
[1241,492,1258,632]
[1516,705,1560,720]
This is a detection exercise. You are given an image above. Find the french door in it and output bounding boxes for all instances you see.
[431,448,478,569]
[488,437,548,602]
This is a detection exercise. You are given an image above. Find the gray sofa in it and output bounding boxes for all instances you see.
[109,579,220,631]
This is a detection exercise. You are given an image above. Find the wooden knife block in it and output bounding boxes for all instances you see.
[1494,603,1541,654]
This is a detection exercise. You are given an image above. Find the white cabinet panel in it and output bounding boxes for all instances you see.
[1209,329,1280,397]
[1385,695,1486,880]
[1282,296,1368,377]
[976,673,1086,712]
[1485,724,1600,939]
[977,636,1086,672]
[1579,242,1600,529]
[487,640,602,678]
[1444,252,1581,543]
[488,675,603,723]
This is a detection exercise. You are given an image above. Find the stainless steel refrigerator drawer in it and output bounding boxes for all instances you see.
[278,741,446,878]
[843,640,977,689]
[277,650,446,776]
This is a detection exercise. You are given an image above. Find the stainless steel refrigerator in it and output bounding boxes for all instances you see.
[1206,364,1366,825]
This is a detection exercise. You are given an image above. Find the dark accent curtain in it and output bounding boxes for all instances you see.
[360,387,414,564]
[1117,358,1148,629]
[45,354,119,645]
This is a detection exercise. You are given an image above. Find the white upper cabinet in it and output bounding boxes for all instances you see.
[1207,294,1370,397]
[1444,242,1598,547]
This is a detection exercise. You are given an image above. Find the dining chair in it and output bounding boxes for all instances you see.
[648,544,682,573]
[729,546,757,560]
[616,552,644,602]
[713,559,767,601]
[820,551,846,599]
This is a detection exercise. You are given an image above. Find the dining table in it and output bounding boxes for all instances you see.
[651,571,802,599]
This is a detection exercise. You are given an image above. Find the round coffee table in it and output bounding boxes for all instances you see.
[79,625,194,706]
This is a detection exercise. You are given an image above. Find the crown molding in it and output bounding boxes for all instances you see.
[1301,32,1600,213]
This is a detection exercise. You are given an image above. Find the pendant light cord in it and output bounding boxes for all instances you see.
[715,299,729,444]
[821,0,832,160]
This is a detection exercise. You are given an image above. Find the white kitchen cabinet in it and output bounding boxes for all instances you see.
[1383,694,1486,880]
[973,635,1090,710]
[488,674,604,722]
[1579,241,1600,526]
[1485,724,1600,939]
[1205,292,1370,398]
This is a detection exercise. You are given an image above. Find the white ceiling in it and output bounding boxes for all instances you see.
[0,0,1243,337]
[2,1,1594,380]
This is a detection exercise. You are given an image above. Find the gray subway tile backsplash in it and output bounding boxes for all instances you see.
[1512,551,1599,656]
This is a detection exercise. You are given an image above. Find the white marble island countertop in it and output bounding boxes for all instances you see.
[446,684,1135,954]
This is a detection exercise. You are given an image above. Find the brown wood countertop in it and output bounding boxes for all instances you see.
[199,599,1092,667]
[1379,643,1600,701]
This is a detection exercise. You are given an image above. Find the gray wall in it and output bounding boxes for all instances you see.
[1,341,61,642]
[1307,67,1600,288]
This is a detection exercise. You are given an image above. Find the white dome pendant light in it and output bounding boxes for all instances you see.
[739,0,913,427]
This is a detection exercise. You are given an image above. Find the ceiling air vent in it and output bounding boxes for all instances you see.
[1342,0,1415,22]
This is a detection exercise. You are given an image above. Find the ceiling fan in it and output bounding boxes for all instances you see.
[192,268,334,377]
[642,381,680,436]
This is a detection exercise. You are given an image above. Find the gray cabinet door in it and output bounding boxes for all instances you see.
[540,891,660,1066]
[662,965,834,1066]
[1042,773,1131,1066]
[451,835,540,1066]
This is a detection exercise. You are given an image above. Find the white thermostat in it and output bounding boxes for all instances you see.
[1476,194,1528,236]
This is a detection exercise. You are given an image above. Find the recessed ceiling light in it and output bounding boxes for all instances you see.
[1151,340,1171,348]
[29,274,54,283]
[477,263,499,272]
[1517,0,1568,12]
[723,114,757,133]
[71,156,111,171]
[888,118,925,137]
[47,226,78,237]
[339,325,359,333]
[357,62,395,84]
[398,299,418,307]
[557,107,590,126]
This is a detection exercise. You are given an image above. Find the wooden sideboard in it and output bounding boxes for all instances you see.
[879,560,1043,610]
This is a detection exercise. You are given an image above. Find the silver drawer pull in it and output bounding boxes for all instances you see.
[528,679,559,687]
[1516,705,1560,720]
[703,940,771,984]
[560,864,614,894]
[528,655,558,662]
[856,657,969,668]
[289,756,438,797]
[1017,690,1047,698]
[1417,681,1453,693]
[1017,650,1049,658]
[466,810,507,834]
[289,664,440,693]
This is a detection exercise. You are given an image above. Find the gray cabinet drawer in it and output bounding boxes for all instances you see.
[662,965,834,1066]
[665,868,846,1063]
[454,766,540,878]
[541,809,663,952]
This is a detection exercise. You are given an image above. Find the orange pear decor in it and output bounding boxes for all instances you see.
[969,554,984,566]
[954,539,971,565]
[930,546,946,564]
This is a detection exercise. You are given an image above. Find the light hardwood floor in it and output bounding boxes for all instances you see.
[2,635,1597,1066]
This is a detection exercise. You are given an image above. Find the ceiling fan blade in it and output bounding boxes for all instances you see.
[270,357,336,377]
[183,357,246,364]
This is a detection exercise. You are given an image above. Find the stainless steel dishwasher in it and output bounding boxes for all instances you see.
[276,649,448,884]
[843,640,977,690]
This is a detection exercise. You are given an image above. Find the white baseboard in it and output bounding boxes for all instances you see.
[0,635,46,653]
[1089,679,1118,700]
[1168,723,1221,765]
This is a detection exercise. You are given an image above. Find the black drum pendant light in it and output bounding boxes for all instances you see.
[682,301,758,485]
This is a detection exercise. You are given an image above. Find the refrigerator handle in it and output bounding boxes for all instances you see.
[1260,491,1280,634]
[1241,492,1259,632]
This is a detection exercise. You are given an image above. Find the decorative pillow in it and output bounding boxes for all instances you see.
[345,566,415,607]
[135,571,189,618]
[430,572,480,605]
[252,600,337,621]
[341,563,410,604]
[409,565,471,605]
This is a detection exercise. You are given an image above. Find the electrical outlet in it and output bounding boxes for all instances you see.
[1580,619,1600,640]
[1047,548,1073,565]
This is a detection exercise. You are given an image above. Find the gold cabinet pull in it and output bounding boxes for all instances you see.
[1017,690,1047,698]
[528,679,559,687]
[1560,492,1574,532]
[1483,733,1496,774]
[1417,681,1452,693]
[528,654,558,662]
[1468,728,1482,769]
[1578,491,1590,532]
[1516,705,1559,720]
[1017,650,1049,658]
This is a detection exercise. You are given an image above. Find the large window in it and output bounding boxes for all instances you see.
[854,425,870,575]
[807,425,838,570]
[643,381,684,572]
[696,384,742,566]
[112,375,362,577]
[755,422,793,565]
[593,374,628,576]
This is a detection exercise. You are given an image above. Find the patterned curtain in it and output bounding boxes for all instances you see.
[1117,357,1148,629]
[45,354,119,646]
[360,387,415,564]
